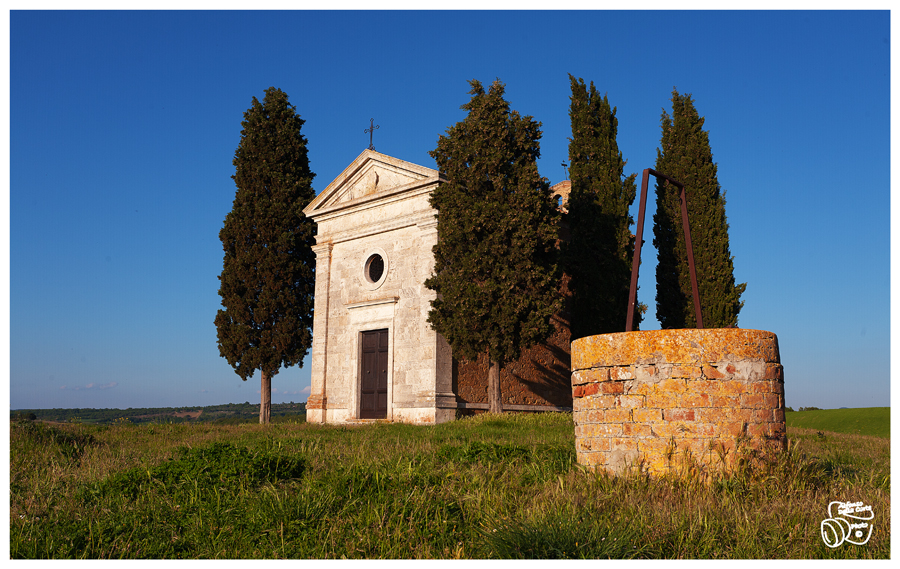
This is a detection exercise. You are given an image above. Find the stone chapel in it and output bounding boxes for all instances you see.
[303,150,572,424]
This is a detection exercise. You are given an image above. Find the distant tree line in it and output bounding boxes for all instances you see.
[10,402,307,426]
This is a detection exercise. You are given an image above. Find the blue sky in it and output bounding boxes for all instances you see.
[7,9,892,411]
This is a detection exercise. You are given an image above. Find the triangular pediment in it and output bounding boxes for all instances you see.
[304,150,439,216]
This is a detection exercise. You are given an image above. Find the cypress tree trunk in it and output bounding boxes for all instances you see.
[487,357,502,414]
[259,371,271,424]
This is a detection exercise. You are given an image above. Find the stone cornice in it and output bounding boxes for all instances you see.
[309,177,439,223]
[315,210,436,245]
[311,242,333,255]
[345,296,400,310]
[416,217,439,231]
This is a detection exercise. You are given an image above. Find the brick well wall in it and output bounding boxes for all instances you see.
[571,329,785,475]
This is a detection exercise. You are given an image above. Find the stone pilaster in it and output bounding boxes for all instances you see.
[307,241,333,423]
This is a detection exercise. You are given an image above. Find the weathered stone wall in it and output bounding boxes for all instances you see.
[571,329,785,475]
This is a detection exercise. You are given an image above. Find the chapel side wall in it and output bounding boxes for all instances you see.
[454,272,573,412]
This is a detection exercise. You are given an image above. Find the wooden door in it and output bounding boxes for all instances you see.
[360,329,388,419]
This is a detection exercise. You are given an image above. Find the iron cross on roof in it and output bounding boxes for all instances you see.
[365,118,380,151]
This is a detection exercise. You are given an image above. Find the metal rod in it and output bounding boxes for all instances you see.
[624,168,703,331]
[647,168,680,187]
[625,169,651,331]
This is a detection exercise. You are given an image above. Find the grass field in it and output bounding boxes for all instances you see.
[9,411,889,559]
[786,407,890,438]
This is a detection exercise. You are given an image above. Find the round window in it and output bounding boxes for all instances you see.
[365,253,385,283]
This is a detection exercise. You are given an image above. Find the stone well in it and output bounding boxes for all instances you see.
[571,329,785,476]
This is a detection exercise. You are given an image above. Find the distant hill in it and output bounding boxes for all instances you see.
[786,407,889,438]
[10,402,306,425]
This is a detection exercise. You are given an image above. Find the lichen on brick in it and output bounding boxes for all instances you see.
[571,329,785,477]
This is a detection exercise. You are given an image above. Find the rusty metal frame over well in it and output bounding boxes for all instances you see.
[626,169,703,331]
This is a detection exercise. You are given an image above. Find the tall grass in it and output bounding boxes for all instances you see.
[9,413,889,559]
[786,407,890,438]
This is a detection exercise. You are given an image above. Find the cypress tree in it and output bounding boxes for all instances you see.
[215,87,316,424]
[426,79,561,414]
[653,88,745,329]
[565,75,641,338]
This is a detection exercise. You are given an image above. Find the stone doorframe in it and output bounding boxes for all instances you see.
[346,296,398,421]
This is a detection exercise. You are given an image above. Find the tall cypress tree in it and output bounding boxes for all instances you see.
[215,87,316,424]
[653,89,745,329]
[565,75,641,337]
[427,79,561,414]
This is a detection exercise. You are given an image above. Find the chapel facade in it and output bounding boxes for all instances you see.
[303,150,572,424]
